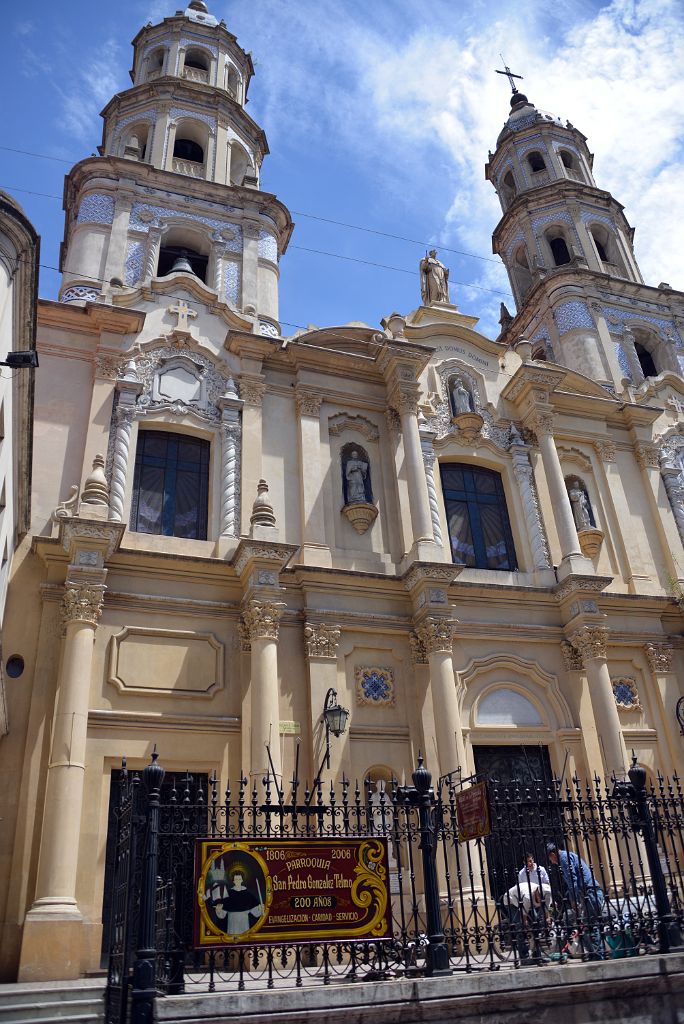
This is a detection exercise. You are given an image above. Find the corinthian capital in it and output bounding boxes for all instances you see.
[295,390,323,418]
[529,409,554,437]
[415,617,455,654]
[304,622,341,659]
[241,599,285,641]
[61,582,106,628]
[409,630,428,664]
[644,643,673,673]
[634,441,659,469]
[568,625,608,663]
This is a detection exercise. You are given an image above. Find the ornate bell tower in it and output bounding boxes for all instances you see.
[487,77,684,388]
[58,0,293,336]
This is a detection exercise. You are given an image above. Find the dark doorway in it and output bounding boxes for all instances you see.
[472,745,560,899]
[101,768,209,966]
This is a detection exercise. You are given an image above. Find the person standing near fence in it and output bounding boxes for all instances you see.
[546,843,605,960]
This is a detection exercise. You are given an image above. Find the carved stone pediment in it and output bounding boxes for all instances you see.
[152,355,208,409]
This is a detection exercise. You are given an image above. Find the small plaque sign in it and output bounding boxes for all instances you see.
[455,780,491,842]
[194,837,392,948]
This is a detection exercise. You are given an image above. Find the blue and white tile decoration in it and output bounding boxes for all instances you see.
[600,306,683,347]
[223,259,240,305]
[76,194,115,225]
[124,241,144,286]
[616,342,632,380]
[355,666,395,707]
[61,286,100,303]
[580,211,615,230]
[554,300,595,335]
[178,35,218,58]
[129,204,242,251]
[169,107,217,131]
[258,230,278,263]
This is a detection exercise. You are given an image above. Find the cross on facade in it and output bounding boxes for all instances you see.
[168,299,197,332]
[495,56,524,95]
[668,395,683,416]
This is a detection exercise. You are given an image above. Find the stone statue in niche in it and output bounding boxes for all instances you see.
[419,249,450,305]
[345,450,370,504]
[568,485,592,530]
[450,378,472,416]
[341,443,377,535]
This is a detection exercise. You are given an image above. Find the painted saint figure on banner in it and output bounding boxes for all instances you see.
[203,855,265,936]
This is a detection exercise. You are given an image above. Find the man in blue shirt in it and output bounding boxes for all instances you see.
[547,843,605,960]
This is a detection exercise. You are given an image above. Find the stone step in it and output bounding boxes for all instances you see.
[0,981,104,1024]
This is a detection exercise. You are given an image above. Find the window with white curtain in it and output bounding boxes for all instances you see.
[131,430,210,539]
[440,463,517,570]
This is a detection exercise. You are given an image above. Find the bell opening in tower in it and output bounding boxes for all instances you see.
[157,244,208,282]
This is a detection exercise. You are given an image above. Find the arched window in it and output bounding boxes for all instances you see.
[183,48,210,82]
[502,170,516,208]
[565,475,596,530]
[548,234,571,266]
[131,430,210,539]
[559,148,584,182]
[512,245,533,299]
[341,442,373,505]
[476,689,543,727]
[225,62,240,99]
[634,341,658,378]
[147,48,165,80]
[229,141,252,186]
[440,463,517,570]
[157,228,209,282]
[531,344,547,361]
[174,137,204,164]
[122,123,149,162]
[592,232,608,262]
[527,151,546,174]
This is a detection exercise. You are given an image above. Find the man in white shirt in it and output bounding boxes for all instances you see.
[505,853,552,964]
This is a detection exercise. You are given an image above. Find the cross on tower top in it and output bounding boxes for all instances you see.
[495,56,524,95]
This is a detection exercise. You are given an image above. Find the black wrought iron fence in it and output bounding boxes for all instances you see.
[105,752,684,1024]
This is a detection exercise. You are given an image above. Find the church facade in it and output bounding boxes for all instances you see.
[1,0,683,983]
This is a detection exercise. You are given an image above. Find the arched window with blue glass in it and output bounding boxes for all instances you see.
[131,430,210,539]
[440,463,517,570]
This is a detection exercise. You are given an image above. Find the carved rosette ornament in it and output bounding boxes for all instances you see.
[644,643,673,673]
[241,599,285,642]
[634,441,660,469]
[568,625,609,664]
[61,582,106,628]
[415,617,455,655]
[304,623,341,659]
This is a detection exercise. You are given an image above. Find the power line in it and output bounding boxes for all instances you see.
[0,182,513,299]
[0,143,502,266]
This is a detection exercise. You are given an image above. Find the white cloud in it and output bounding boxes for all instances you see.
[57,39,124,143]
[229,0,684,335]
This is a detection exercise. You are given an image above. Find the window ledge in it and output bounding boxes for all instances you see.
[454,567,537,588]
[122,531,215,558]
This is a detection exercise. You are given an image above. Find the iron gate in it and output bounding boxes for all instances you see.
[105,751,684,1023]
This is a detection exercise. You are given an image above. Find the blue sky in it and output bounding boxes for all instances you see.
[2,0,684,338]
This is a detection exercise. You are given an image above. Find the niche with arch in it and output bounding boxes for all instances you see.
[229,141,253,186]
[501,170,517,208]
[225,62,240,99]
[564,474,603,558]
[632,330,660,379]
[340,441,377,534]
[157,226,210,283]
[588,223,625,277]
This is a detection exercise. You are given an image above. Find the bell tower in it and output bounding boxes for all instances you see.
[58,0,292,336]
[486,75,684,389]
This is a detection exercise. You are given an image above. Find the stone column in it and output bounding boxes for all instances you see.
[238,377,266,535]
[416,617,466,777]
[509,430,552,570]
[621,328,645,386]
[632,439,684,581]
[528,407,586,571]
[164,120,178,172]
[568,624,628,779]
[394,390,435,548]
[103,197,133,285]
[296,389,331,565]
[20,516,124,981]
[644,643,679,776]
[419,426,444,548]
[241,221,260,315]
[304,623,345,782]
[242,598,285,784]
[218,386,243,537]
[109,366,142,523]
[660,452,684,549]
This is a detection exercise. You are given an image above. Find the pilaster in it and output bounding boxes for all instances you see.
[295,388,331,565]
[304,623,346,783]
